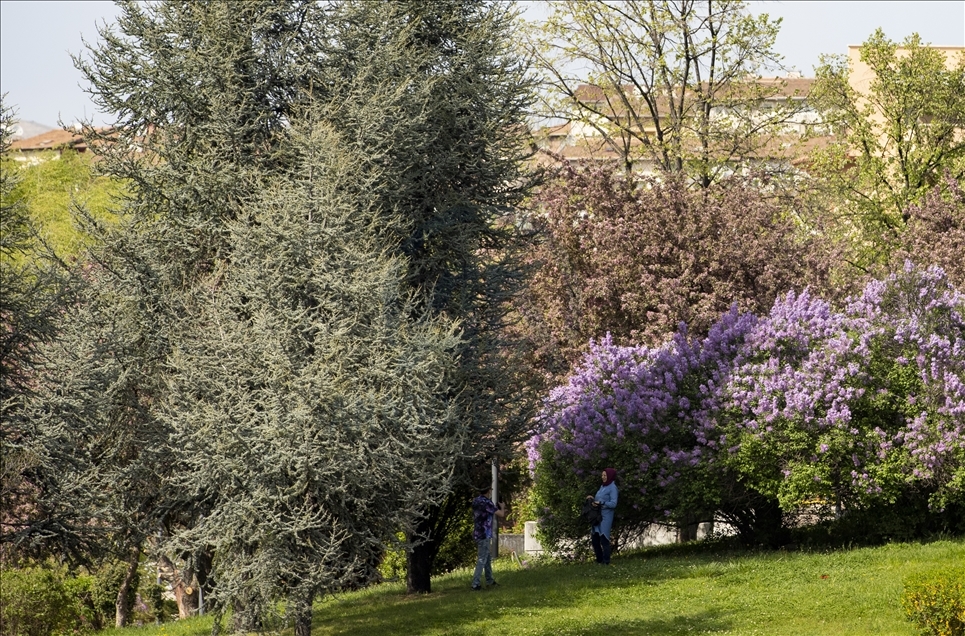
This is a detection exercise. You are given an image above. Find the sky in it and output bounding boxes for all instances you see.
[1,0,963,130]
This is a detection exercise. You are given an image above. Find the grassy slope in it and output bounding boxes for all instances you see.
[122,539,961,636]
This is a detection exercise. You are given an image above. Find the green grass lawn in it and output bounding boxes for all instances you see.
[124,539,962,636]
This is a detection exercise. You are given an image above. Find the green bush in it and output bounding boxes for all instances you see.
[139,577,169,624]
[902,567,965,636]
[89,559,138,626]
[7,149,123,263]
[794,493,965,549]
[0,559,158,633]
[379,533,409,582]
[0,565,88,636]
[433,509,476,575]
[378,512,477,583]
[61,574,99,631]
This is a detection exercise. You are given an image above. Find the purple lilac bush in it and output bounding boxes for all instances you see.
[527,307,759,543]
[528,264,964,546]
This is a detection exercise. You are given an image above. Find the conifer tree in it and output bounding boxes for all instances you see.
[162,118,462,634]
[24,4,538,625]
[0,100,76,560]
[21,0,330,625]
[320,0,540,592]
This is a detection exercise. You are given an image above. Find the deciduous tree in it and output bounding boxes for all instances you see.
[518,163,833,378]
[810,30,965,269]
[892,176,965,289]
[531,0,804,184]
[529,264,965,552]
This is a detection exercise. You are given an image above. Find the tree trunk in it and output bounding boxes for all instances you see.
[406,516,435,594]
[753,496,790,548]
[292,589,314,636]
[231,580,263,635]
[677,515,700,543]
[173,582,199,619]
[157,554,199,618]
[115,549,140,628]
[406,542,433,594]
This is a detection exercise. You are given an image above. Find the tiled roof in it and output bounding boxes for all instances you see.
[9,128,89,152]
[8,127,117,153]
[572,76,815,104]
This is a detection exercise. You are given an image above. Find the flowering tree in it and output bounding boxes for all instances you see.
[529,263,964,550]
[516,163,833,380]
[893,176,965,290]
[527,308,768,546]
[724,264,964,513]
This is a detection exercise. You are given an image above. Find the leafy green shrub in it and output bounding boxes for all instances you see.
[139,577,170,624]
[61,574,99,631]
[0,565,88,636]
[379,512,477,583]
[902,567,965,636]
[89,559,139,627]
[379,533,409,582]
[432,508,476,574]
[7,149,123,262]
[508,485,541,535]
[794,492,965,549]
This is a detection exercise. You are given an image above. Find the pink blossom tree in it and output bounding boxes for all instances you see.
[516,163,834,380]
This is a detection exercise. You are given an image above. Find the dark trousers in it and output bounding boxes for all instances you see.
[591,531,611,564]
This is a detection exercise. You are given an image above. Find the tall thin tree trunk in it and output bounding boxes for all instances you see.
[115,548,140,627]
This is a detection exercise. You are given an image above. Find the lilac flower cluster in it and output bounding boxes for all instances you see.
[527,306,757,516]
[530,263,965,519]
[724,287,882,506]
[847,263,965,507]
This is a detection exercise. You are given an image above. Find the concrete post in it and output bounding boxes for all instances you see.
[491,457,499,557]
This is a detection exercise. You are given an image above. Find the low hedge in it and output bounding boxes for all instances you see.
[902,566,965,636]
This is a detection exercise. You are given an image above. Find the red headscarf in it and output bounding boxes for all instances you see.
[603,468,617,486]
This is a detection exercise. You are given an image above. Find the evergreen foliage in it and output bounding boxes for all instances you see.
[319,0,540,592]
[16,0,538,628]
[13,2,317,618]
[0,100,76,561]
[161,119,462,631]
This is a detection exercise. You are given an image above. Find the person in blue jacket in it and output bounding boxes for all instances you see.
[586,467,618,564]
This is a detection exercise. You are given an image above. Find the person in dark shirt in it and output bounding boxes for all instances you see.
[470,486,506,590]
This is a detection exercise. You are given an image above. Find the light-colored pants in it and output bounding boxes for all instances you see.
[471,537,495,587]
